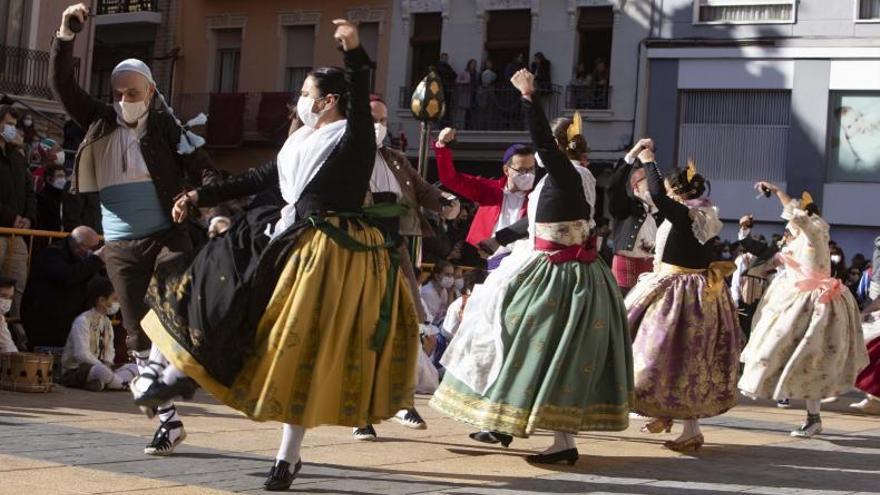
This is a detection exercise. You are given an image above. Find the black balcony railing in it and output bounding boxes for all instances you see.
[566,84,611,110]
[0,45,80,100]
[399,82,562,131]
[97,0,159,14]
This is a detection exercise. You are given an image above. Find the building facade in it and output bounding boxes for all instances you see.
[385,0,649,164]
[643,0,880,257]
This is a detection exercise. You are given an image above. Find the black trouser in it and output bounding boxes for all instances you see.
[102,226,193,353]
[738,301,759,341]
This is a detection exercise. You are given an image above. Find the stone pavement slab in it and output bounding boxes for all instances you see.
[1,389,879,495]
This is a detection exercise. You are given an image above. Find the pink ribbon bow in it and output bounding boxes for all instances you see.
[777,253,844,304]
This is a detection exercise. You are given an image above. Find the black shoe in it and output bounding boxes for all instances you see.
[133,378,198,410]
[526,448,579,466]
[264,459,302,491]
[352,424,378,441]
[469,431,513,447]
[394,408,427,430]
[144,420,187,456]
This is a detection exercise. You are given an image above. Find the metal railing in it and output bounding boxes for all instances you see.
[565,84,611,111]
[0,46,81,100]
[97,0,159,14]
[399,83,562,131]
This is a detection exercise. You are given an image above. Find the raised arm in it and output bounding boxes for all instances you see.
[433,141,503,205]
[512,70,581,190]
[50,5,108,129]
[639,150,691,229]
[335,17,375,162]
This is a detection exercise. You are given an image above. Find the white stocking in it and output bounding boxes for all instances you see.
[86,363,115,387]
[806,399,821,416]
[276,424,305,464]
[541,432,576,454]
[107,363,138,390]
[161,363,187,386]
[674,419,701,442]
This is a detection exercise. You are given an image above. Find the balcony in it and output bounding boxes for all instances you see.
[96,0,161,26]
[0,45,80,101]
[398,83,562,132]
[175,92,295,148]
[565,84,611,111]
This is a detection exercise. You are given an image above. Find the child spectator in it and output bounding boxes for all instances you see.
[60,277,137,391]
[0,276,19,353]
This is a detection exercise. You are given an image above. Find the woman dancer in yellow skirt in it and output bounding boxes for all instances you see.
[132,20,420,491]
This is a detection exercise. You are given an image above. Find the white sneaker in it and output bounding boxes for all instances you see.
[850,398,880,414]
[790,420,822,438]
[144,420,186,456]
[777,399,791,409]
[352,425,378,441]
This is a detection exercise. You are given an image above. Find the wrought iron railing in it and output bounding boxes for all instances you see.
[565,84,611,111]
[398,82,562,131]
[0,45,80,100]
[97,0,159,15]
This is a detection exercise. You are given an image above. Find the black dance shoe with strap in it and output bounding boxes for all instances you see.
[526,448,579,466]
[469,430,513,447]
[133,378,199,410]
[264,459,302,491]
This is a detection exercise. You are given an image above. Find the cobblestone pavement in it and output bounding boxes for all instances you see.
[1,388,879,495]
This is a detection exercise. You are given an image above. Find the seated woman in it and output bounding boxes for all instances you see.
[132,20,420,491]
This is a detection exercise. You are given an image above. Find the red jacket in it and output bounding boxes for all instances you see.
[434,143,528,247]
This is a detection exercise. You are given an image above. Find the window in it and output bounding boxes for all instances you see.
[678,90,791,181]
[213,28,241,93]
[571,7,614,110]
[284,25,315,93]
[484,9,531,79]
[409,13,442,88]
[858,0,880,20]
[828,91,880,182]
[694,0,795,24]
[359,22,380,92]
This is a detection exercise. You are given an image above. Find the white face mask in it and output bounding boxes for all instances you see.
[116,100,148,124]
[0,298,11,315]
[23,119,32,127]
[440,276,454,289]
[297,95,332,129]
[831,255,842,264]
[54,151,66,166]
[106,301,120,316]
[511,172,535,191]
[453,278,465,291]
[1,124,17,142]
[374,123,388,146]
[51,178,68,190]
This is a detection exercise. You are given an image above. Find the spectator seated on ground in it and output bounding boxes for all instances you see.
[22,226,103,349]
[0,276,19,353]
[60,277,136,391]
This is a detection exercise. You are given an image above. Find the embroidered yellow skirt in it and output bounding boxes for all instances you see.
[142,220,421,427]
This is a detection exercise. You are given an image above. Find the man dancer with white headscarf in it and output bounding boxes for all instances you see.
[51,3,216,455]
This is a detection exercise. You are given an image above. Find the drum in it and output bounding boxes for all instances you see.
[0,352,54,393]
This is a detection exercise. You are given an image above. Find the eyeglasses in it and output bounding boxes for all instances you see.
[508,166,534,176]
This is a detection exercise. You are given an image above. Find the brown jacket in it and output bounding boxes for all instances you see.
[376,146,444,237]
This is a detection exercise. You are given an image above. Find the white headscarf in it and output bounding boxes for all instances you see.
[112,59,207,155]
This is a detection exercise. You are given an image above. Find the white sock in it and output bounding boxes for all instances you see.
[542,432,575,454]
[161,364,187,386]
[276,424,305,464]
[106,364,138,390]
[806,399,821,416]
[86,363,115,387]
[673,419,701,441]
[134,350,151,374]
[158,404,180,424]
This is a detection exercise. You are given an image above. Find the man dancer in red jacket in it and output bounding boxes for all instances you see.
[433,128,535,265]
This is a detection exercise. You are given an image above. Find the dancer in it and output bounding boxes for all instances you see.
[52,3,215,456]
[853,297,880,414]
[430,69,632,465]
[133,20,420,490]
[740,182,868,437]
[732,215,781,340]
[352,94,461,441]
[607,139,662,296]
[624,154,742,452]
